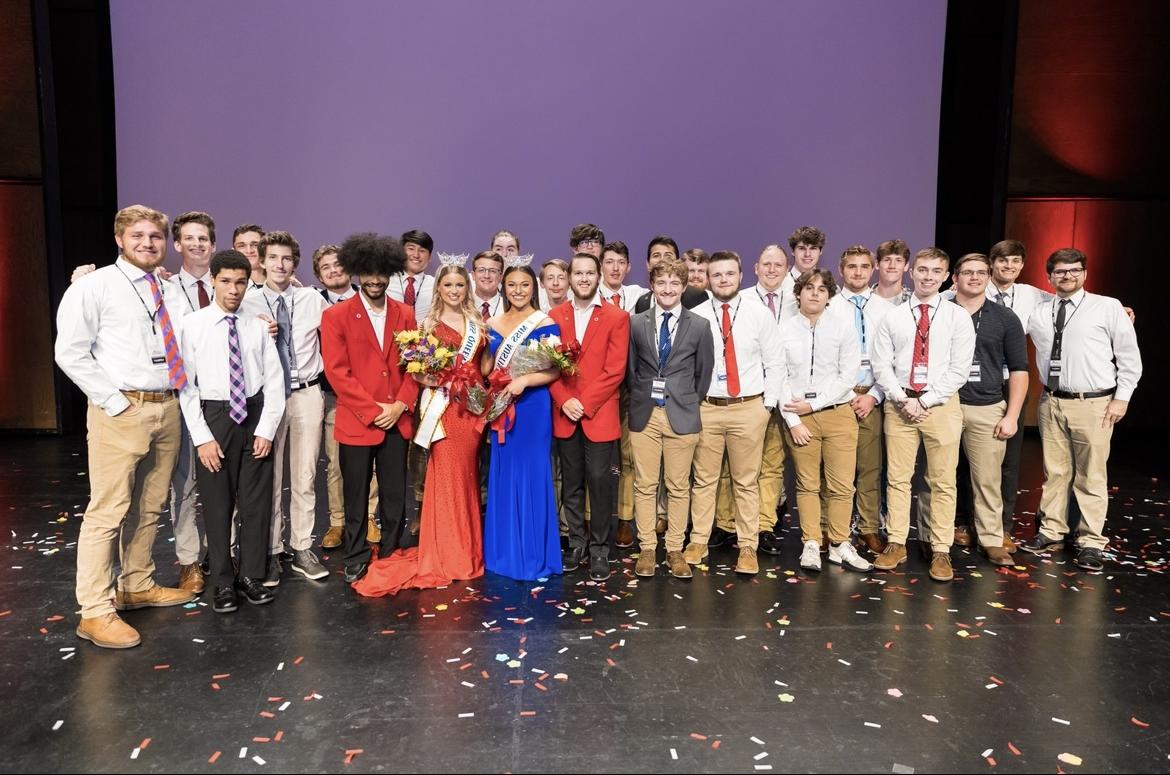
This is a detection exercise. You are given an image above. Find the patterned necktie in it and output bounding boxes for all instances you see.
[909,303,930,390]
[481,301,491,319]
[274,295,296,395]
[766,292,777,318]
[852,296,870,384]
[404,275,416,308]
[226,315,248,424]
[1047,299,1070,392]
[721,302,740,397]
[144,273,187,390]
[196,279,210,308]
[656,311,672,406]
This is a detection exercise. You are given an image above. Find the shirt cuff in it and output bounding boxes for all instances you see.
[1114,387,1134,402]
[806,392,827,412]
[920,390,940,408]
[102,392,131,417]
[781,410,801,428]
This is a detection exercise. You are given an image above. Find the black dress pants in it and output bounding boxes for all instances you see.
[557,426,617,561]
[340,428,408,566]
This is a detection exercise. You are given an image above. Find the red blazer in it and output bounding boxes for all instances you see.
[321,295,420,445]
[547,299,630,441]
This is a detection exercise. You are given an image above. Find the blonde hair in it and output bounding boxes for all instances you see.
[422,265,484,333]
[114,205,168,238]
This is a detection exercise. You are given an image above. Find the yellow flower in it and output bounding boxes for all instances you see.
[434,347,453,360]
[426,334,440,347]
[406,361,425,374]
[397,329,421,344]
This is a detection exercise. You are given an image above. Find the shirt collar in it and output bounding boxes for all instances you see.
[754,282,782,297]
[573,293,603,311]
[361,294,386,316]
[1060,288,1087,307]
[179,267,210,286]
[262,283,293,304]
[115,256,151,281]
[911,292,942,309]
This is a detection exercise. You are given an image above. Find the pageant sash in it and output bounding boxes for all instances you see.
[413,320,483,450]
[493,310,545,370]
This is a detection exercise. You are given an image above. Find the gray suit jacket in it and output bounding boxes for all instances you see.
[627,306,714,434]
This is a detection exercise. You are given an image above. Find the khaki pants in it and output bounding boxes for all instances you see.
[883,395,962,551]
[269,384,324,553]
[691,399,770,550]
[629,407,700,552]
[786,404,858,544]
[919,401,1007,548]
[322,391,377,528]
[1037,394,1113,550]
[78,399,181,618]
[717,410,786,533]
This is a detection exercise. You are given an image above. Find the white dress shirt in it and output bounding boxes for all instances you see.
[652,302,683,350]
[571,293,603,342]
[55,257,191,416]
[388,271,434,320]
[873,292,976,407]
[362,294,389,350]
[776,311,861,428]
[872,284,913,306]
[240,283,327,383]
[178,303,286,447]
[172,267,213,312]
[1027,289,1142,401]
[692,293,783,407]
[322,285,357,305]
[474,293,504,319]
[599,283,646,314]
[751,282,800,324]
[987,281,1050,327]
[826,287,895,401]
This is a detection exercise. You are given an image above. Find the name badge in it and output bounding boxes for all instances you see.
[1048,361,1062,379]
[912,365,928,385]
[289,367,300,383]
[149,339,166,368]
[860,358,871,369]
[1002,365,1010,381]
[715,362,727,382]
[151,356,166,365]
[804,391,817,401]
[967,363,981,383]
[650,378,667,401]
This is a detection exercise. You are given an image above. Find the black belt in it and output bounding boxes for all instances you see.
[291,375,323,392]
[202,394,265,409]
[1043,387,1114,400]
[903,388,927,398]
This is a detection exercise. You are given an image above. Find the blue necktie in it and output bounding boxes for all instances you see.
[852,296,871,386]
[656,311,672,406]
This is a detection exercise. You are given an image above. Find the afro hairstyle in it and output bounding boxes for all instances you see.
[338,232,406,278]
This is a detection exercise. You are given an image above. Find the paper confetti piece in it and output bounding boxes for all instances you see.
[1007,742,1021,756]
[208,751,221,764]
[922,714,939,724]
[777,693,795,703]
[52,720,63,731]
[1057,753,1083,766]
[1131,717,1150,728]
[887,688,903,698]
[1052,717,1071,725]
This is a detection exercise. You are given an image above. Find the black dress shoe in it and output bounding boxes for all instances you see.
[212,585,238,614]
[562,547,585,573]
[589,556,611,582]
[200,557,211,574]
[235,576,275,605]
[1020,533,1064,555]
[707,526,733,548]
[1074,547,1104,571]
[344,563,368,583]
[758,530,783,556]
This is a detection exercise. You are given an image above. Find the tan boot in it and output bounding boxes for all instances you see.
[983,545,1014,566]
[953,525,974,547]
[874,542,908,571]
[115,584,196,611]
[1002,534,1017,553]
[366,517,381,544]
[615,521,635,548]
[76,612,140,649]
[321,525,343,549]
[929,552,954,582]
[682,542,708,565]
[178,563,205,595]
[666,551,692,579]
[735,547,759,575]
[635,551,657,577]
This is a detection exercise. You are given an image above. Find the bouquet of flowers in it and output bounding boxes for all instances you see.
[395,328,456,377]
[469,334,580,429]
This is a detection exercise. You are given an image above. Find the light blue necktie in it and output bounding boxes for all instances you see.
[852,296,871,386]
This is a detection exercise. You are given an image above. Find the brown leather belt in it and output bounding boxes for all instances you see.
[121,389,178,402]
[903,388,927,398]
[703,393,763,406]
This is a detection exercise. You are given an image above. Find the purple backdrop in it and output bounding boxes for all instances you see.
[110,0,946,285]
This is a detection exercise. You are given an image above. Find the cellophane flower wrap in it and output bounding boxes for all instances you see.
[470,334,580,423]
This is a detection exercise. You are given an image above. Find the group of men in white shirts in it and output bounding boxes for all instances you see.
[54,206,1141,650]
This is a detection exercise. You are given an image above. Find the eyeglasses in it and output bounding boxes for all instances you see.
[1051,268,1084,278]
[474,267,501,276]
[575,239,602,249]
[956,269,989,278]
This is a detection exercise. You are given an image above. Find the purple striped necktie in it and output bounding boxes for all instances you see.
[144,273,187,390]
[226,315,248,424]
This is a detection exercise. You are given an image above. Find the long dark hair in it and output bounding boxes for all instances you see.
[501,265,541,311]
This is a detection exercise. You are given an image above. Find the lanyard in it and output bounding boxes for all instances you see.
[909,298,942,345]
[995,284,1016,309]
[117,265,159,334]
[652,306,680,364]
[755,287,784,322]
[603,285,627,309]
[1051,295,1082,330]
[398,273,429,301]
[807,318,819,381]
[847,292,871,350]
[711,297,742,348]
[263,288,295,322]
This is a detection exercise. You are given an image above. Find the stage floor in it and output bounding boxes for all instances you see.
[1,433,1167,773]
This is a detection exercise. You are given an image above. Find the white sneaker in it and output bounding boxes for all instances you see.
[829,541,874,572]
[799,540,822,572]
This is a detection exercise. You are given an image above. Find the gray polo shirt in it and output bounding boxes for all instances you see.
[954,298,1028,406]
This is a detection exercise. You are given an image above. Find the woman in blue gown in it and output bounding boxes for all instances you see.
[482,262,562,581]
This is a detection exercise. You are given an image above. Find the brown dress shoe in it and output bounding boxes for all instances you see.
[735,547,759,575]
[929,552,954,582]
[76,612,141,649]
[858,533,886,554]
[1002,535,1017,553]
[178,563,205,595]
[654,517,668,535]
[983,545,1014,566]
[666,551,692,578]
[615,521,636,548]
[873,542,908,570]
[953,525,974,547]
[321,525,343,549]
[366,517,382,544]
[682,542,708,565]
[635,551,658,577]
[115,584,196,611]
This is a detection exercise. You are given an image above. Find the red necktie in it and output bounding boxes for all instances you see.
[721,302,740,397]
[481,301,490,319]
[910,303,930,390]
[196,279,210,308]
[766,292,777,317]
[610,293,621,307]
[404,275,416,307]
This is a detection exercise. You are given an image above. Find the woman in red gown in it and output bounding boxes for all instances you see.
[354,263,486,596]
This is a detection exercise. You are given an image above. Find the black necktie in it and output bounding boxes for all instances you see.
[1047,299,1070,392]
